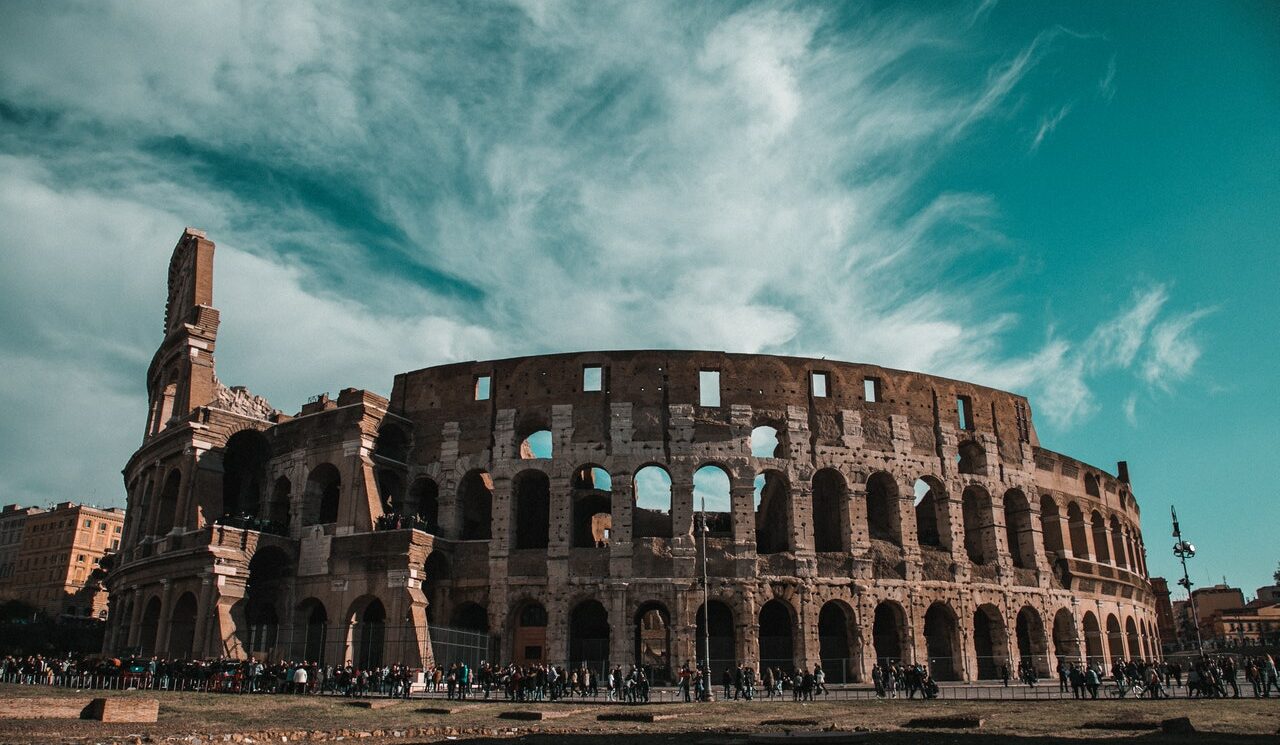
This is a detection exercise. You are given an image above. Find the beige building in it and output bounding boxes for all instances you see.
[0,504,42,591]
[5,502,125,619]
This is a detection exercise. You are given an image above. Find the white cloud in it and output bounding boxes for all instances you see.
[1031,104,1073,152]
[1142,310,1211,390]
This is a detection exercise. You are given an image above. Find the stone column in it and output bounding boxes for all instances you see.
[153,579,175,656]
[608,582,630,669]
[797,589,821,672]
[609,468,634,578]
[437,422,462,539]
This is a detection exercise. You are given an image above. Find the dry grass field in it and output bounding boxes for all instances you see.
[1,684,1278,744]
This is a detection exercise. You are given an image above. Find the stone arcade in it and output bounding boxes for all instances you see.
[103,229,1161,682]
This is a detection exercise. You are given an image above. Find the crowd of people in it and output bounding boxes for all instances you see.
[2,651,1278,701]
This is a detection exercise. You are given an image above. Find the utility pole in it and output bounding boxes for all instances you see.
[1171,506,1204,656]
[698,497,713,700]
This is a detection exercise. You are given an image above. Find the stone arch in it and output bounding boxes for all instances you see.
[693,464,733,537]
[302,463,341,526]
[754,469,792,554]
[571,465,613,548]
[139,595,162,657]
[633,464,673,539]
[758,598,796,671]
[750,424,783,458]
[865,472,902,546]
[167,591,199,659]
[872,600,907,664]
[220,429,270,519]
[1015,605,1050,675]
[812,468,849,552]
[1052,608,1079,664]
[421,550,450,624]
[268,476,291,529]
[1105,613,1124,664]
[1109,515,1128,569]
[1125,616,1141,660]
[1003,489,1035,569]
[1039,494,1065,559]
[695,599,737,669]
[1082,611,1104,666]
[372,421,411,463]
[962,486,995,565]
[458,470,493,540]
[512,469,550,549]
[972,603,1009,680]
[568,598,610,673]
[957,440,986,475]
[634,601,672,682]
[914,477,950,550]
[244,546,291,658]
[518,429,552,460]
[295,598,329,663]
[154,470,181,535]
[407,477,440,531]
[923,601,962,681]
[511,600,548,666]
[1066,502,1090,559]
[1090,510,1111,563]
[347,595,387,669]
[817,599,859,683]
[375,468,404,513]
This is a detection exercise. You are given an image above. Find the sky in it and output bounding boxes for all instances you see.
[0,1,1276,596]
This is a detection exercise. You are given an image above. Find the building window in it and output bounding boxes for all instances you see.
[699,370,721,407]
[77,554,85,563]
[99,522,106,532]
[957,395,975,431]
[811,371,829,398]
[83,519,91,528]
[114,525,121,533]
[111,539,119,549]
[474,375,491,401]
[583,365,603,392]
[863,377,881,403]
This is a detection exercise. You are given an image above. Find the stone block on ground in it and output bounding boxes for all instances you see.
[1160,717,1196,735]
[80,698,160,723]
[499,708,587,721]
[346,699,402,710]
[903,714,983,729]
[0,698,86,720]
[597,711,681,722]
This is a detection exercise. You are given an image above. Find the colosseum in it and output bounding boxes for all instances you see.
[104,228,1161,683]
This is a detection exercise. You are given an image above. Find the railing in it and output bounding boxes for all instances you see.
[214,514,289,536]
[374,513,437,533]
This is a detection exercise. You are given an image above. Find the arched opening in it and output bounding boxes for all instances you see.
[1067,502,1089,559]
[512,601,548,666]
[1052,608,1078,664]
[923,602,962,680]
[962,486,994,565]
[1016,606,1049,675]
[865,472,902,546]
[1082,612,1104,666]
[1125,616,1141,660]
[693,465,732,537]
[139,596,161,657]
[1105,614,1124,664]
[221,429,270,519]
[513,470,550,549]
[421,551,450,625]
[914,477,949,549]
[754,470,791,554]
[167,592,198,659]
[245,547,290,659]
[268,476,291,530]
[375,468,404,514]
[352,598,386,669]
[450,602,489,632]
[303,464,341,526]
[750,425,782,458]
[818,600,858,683]
[1003,489,1035,569]
[1109,516,1128,570]
[296,599,328,663]
[373,423,410,463]
[458,470,493,540]
[1039,495,1065,560]
[695,600,736,670]
[972,604,1008,680]
[1090,510,1111,563]
[758,599,795,672]
[519,429,552,459]
[571,466,613,548]
[872,601,906,664]
[957,440,985,475]
[633,465,673,539]
[812,469,848,552]
[407,477,440,532]
[154,470,181,535]
[634,602,671,683]
[568,599,610,674]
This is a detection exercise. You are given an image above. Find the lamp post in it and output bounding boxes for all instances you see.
[1171,506,1204,656]
[696,497,713,701]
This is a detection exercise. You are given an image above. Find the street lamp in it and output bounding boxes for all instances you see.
[696,497,713,701]
[1171,506,1204,656]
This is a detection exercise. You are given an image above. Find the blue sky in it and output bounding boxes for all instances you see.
[0,1,1276,596]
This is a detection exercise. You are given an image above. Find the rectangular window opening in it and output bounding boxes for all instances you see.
[863,377,880,403]
[583,365,603,392]
[811,371,829,398]
[957,395,974,431]
[474,374,491,401]
[699,370,721,407]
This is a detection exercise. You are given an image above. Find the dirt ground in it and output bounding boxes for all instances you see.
[1,684,1278,744]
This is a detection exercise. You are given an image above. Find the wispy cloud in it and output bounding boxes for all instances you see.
[1100,54,1118,100]
[1031,104,1073,152]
